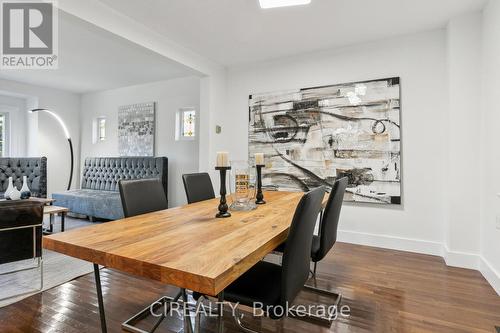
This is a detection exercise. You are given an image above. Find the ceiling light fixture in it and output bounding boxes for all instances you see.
[259,0,311,9]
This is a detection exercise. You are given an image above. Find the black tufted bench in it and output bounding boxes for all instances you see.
[52,157,168,220]
[0,157,47,199]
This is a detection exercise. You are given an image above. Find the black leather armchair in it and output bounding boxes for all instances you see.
[0,200,44,300]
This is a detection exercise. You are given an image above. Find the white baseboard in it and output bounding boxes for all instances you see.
[480,257,500,296]
[337,229,500,296]
[442,245,480,270]
[337,230,443,256]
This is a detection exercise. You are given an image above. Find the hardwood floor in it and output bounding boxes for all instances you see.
[0,242,499,333]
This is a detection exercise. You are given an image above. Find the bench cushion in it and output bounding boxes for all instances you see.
[52,189,124,220]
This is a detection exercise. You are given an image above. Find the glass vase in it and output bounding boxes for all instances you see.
[229,160,256,211]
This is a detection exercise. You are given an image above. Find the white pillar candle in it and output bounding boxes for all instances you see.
[216,152,229,167]
[255,153,264,165]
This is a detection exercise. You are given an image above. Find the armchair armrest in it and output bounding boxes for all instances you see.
[0,200,44,229]
[0,200,44,265]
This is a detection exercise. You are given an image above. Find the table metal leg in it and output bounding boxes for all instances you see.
[61,212,65,232]
[94,264,107,333]
[217,291,224,333]
[181,288,194,333]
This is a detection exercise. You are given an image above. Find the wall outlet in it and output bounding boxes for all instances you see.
[496,216,500,230]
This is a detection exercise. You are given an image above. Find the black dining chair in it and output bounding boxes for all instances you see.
[119,178,188,332]
[0,200,44,301]
[310,177,348,276]
[182,172,215,204]
[194,186,326,332]
[274,177,348,278]
[119,178,168,217]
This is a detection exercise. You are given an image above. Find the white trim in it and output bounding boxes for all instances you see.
[337,230,443,256]
[480,257,500,296]
[442,245,480,270]
[337,230,500,295]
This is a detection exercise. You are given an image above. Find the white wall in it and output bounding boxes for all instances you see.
[222,30,448,252]
[0,79,81,196]
[445,12,482,267]
[479,0,500,294]
[80,76,201,207]
[56,1,226,179]
[59,0,500,294]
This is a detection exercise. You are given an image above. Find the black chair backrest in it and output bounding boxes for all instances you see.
[313,177,348,262]
[119,179,168,218]
[281,186,325,306]
[182,173,215,204]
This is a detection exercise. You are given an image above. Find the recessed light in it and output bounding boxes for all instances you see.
[259,0,311,9]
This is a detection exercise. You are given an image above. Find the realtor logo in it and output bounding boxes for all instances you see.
[1,0,58,69]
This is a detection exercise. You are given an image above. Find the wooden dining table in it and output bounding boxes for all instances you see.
[43,191,328,333]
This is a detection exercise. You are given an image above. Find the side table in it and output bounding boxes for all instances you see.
[43,205,69,233]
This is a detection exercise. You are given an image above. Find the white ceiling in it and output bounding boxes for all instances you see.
[99,0,486,66]
[0,11,198,93]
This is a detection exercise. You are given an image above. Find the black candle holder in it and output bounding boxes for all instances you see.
[255,164,266,205]
[215,166,232,218]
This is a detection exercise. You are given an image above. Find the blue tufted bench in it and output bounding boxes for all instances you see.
[52,157,168,221]
[0,157,47,199]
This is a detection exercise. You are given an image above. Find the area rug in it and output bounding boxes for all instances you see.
[0,249,94,307]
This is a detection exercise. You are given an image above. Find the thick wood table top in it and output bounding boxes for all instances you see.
[43,191,325,296]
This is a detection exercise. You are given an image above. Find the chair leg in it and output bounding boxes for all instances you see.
[232,308,261,333]
[289,284,342,324]
[122,291,182,333]
[194,295,205,333]
[0,256,44,301]
[217,291,224,333]
[309,261,318,278]
[182,289,194,333]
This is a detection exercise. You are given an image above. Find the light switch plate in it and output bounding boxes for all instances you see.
[496,216,500,230]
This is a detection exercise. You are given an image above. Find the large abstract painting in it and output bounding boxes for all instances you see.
[248,77,401,204]
[118,102,155,157]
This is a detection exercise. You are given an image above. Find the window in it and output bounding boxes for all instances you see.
[98,117,106,141]
[182,109,196,137]
[92,116,106,144]
[0,113,8,157]
[176,108,196,140]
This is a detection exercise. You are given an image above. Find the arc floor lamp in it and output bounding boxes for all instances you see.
[30,109,73,190]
